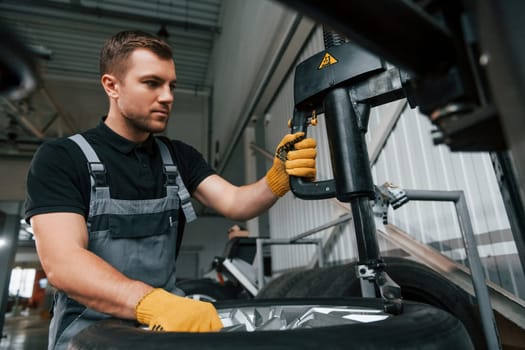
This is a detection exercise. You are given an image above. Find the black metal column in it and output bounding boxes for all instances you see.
[350,197,379,262]
[0,209,20,336]
[323,87,379,262]
[490,151,525,277]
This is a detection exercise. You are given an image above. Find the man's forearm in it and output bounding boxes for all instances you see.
[194,175,279,221]
[194,133,316,221]
[57,247,153,319]
[226,177,279,221]
[33,213,152,320]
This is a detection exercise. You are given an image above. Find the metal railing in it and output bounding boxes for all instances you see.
[402,189,501,350]
[255,213,352,289]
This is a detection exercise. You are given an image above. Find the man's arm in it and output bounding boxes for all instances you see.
[32,212,152,319]
[193,175,278,221]
[32,212,222,331]
[193,133,317,221]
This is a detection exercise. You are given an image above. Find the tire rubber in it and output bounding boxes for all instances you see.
[69,298,474,350]
[257,257,486,349]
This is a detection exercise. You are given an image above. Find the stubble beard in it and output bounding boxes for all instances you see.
[125,111,170,135]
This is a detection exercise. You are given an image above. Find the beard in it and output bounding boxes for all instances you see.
[123,112,169,135]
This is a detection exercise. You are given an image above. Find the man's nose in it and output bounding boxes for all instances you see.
[158,85,174,103]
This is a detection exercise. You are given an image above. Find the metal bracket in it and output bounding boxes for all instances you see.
[356,260,403,315]
[373,182,409,224]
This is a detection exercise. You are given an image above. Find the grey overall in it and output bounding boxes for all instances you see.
[48,134,196,350]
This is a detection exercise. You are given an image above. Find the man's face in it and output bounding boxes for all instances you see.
[114,48,176,135]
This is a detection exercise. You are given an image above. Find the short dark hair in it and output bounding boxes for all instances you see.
[99,30,173,78]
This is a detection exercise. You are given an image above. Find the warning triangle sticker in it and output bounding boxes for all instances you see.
[318,52,338,69]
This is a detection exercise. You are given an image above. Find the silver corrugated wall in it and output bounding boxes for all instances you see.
[264,26,525,298]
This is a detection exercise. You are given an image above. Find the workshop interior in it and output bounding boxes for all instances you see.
[1,0,525,349]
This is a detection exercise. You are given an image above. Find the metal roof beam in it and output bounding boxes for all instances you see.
[1,0,221,34]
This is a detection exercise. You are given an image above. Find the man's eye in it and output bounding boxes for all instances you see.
[170,84,176,92]
[145,81,158,87]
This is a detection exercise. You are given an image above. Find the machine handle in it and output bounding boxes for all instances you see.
[289,108,337,200]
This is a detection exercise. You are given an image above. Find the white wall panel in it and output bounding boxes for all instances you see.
[209,0,296,168]
[369,105,524,297]
[371,106,511,241]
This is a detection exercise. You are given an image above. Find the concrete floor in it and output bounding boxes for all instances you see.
[0,311,50,350]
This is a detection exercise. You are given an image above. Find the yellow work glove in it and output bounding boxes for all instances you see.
[135,288,223,332]
[266,132,317,197]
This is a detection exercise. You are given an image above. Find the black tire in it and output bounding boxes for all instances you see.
[69,298,474,350]
[258,257,486,350]
[177,278,240,301]
[256,269,316,298]
[284,265,351,298]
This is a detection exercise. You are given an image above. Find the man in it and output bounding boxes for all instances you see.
[25,30,316,349]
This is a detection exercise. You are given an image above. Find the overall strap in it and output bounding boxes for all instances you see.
[68,134,109,192]
[155,137,197,223]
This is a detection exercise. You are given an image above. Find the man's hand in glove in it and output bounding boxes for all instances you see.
[136,288,223,332]
[266,132,317,197]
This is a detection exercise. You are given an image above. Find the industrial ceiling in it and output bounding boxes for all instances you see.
[0,0,223,157]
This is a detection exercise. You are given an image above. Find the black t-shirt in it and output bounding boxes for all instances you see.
[25,119,215,222]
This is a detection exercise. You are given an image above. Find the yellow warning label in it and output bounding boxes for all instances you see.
[318,52,338,69]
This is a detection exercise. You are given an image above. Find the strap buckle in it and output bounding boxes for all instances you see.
[163,164,179,186]
[88,162,107,187]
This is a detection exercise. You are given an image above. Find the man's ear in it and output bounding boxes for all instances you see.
[101,74,119,98]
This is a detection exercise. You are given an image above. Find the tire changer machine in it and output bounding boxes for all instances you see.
[285,26,501,349]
